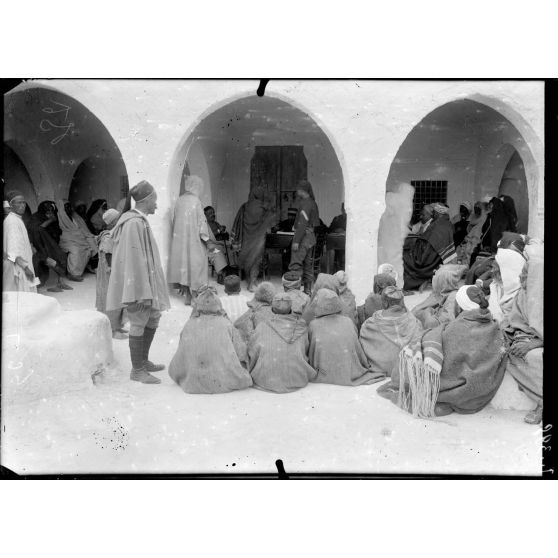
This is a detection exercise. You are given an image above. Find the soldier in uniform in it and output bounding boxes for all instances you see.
[288,180,320,295]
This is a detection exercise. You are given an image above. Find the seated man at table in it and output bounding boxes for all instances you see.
[271,207,297,272]
[248,293,317,393]
[327,203,346,273]
[204,205,231,284]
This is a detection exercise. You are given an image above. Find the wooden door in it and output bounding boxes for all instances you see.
[250,146,307,220]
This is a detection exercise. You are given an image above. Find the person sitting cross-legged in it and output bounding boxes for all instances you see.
[169,286,252,394]
[248,293,317,393]
[356,272,396,330]
[308,289,381,386]
[361,286,422,380]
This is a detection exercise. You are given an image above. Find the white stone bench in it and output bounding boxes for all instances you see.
[2,292,113,406]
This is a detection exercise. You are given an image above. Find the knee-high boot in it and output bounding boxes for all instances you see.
[143,327,165,372]
[129,334,160,384]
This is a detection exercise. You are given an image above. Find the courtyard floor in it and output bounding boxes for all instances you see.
[1,272,542,476]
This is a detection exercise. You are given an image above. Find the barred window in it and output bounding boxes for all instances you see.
[410,180,448,223]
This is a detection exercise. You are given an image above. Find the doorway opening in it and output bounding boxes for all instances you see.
[171,94,345,281]
[377,98,536,281]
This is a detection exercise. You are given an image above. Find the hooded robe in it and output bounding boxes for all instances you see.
[169,313,252,394]
[360,305,422,378]
[248,313,317,393]
[168,178,209,290]
[308,291,379,386]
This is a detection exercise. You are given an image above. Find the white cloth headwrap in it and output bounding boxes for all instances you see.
[455,285,480,312]
[495,247,526,306]
[377,263,399,283]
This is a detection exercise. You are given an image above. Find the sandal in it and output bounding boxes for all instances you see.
[524,404,543,425]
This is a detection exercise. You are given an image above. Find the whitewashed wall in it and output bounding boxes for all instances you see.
[15,80,544,302]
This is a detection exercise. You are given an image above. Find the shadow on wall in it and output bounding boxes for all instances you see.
[377,183,414,288]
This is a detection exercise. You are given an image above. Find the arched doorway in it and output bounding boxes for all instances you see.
[4,86,128,209]
[377,98,537,281]
[169,94,345,278]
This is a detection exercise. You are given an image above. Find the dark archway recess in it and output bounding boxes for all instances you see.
[4,86,128,210]
[378,98,536,278]
[498,149,529,233]
[3,143,38,210]
[174,95,345,231]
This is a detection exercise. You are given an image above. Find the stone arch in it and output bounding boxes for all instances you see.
[377,96,542,285]
[167,91,348,276]
[3,84,129,208]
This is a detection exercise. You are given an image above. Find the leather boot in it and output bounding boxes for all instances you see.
[142,327,165,372]
[303,281,312,296]
[184,286,192,306]
[129,334,160,384]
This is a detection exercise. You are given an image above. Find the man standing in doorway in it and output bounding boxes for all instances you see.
[288,180,320,295]
[106,181,170,385]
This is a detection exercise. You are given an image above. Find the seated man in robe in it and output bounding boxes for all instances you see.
[219,274,250,324]
[168,286,252,394]
[403,203,456,291]
[56,199,98,281]
[361,286,422,379]
[3,190,40,292]
[248,293,317,393]
[25,201,71,292]
[332,270,358,327]
[502,240,543,424]
[281,271,310,315]
[409,204,433,235]
[327,203,347,272]
[451,202,471,247]
[412,264,466,329]
[308,289,379,386]
[234,281,276,342]
[356,273,397,330]
[301,273,355,325]
[379,285,508,418]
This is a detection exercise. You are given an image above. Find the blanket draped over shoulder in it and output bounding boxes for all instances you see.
[168,193,209,290]
[106,211,170,311]
[380,308,508,417]
[403,214,456,290]
[169,313,252,393]
[412,264,466,328]
[232,190,275,275]
[360,306,422,378]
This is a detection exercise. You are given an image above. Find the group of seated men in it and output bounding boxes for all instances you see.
[167,228,543,426]
[403,194,519,291]
[3,193,118,291]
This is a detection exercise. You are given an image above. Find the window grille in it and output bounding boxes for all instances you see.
[410,180,448,223]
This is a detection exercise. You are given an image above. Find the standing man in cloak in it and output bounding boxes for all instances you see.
[106,181,170,385]
[168,175,210,305]
[288,180,320,295]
